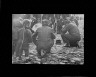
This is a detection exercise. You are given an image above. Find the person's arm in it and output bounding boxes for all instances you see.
[62,25,68,34]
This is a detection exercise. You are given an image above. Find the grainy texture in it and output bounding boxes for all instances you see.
[12,14,84,64]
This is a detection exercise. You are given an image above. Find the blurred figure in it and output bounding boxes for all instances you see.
[32,23,42,32]
[70,15,79,26]
[57,20,63,34]
[56,18,70,34]
[13,28,32,59]
[61,23,81,47]
[12,18,33,59]
[32,22,55,58]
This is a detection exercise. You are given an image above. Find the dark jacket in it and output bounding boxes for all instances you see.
[62,24,80,37]
[32,26,55,49]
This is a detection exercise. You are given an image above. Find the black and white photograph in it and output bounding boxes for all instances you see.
[47,76,86,77]
[12,14,84,64]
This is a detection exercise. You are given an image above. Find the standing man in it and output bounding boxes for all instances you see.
[32,21,56,58]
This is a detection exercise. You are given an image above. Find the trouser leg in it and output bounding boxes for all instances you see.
[61,34,70,46]
[44,47,51,57]
[36,46,52,58]
[69,41,78,47]
[36,40,54,58]
[24,50,29,57]
[22,43,29,57]
[36,46,42,58]
[64,34,80,47]
[15,40,23,59]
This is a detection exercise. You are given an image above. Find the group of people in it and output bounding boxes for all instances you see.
[12,15,81,60]
[32,20,81,58]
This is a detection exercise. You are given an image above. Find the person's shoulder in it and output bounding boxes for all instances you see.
[36,27,42,32]
[47,27,54,33]
[67,23,75,28]
[46,26,52,30]
[43,26,51,30]
[38,26,42,29]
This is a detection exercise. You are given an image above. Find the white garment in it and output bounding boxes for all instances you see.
[32,23,42,32]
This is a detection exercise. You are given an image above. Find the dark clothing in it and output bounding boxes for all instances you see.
[13,28,32,59]
[56,19,70,34]
[57,20,63,34]
[12,29,24,58]
[61,23,81,47]
[32,26,55,58]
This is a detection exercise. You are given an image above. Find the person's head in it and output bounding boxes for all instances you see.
[42,19,50,26]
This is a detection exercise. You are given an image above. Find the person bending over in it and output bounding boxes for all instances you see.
[32,23,55,58]
[61,23,81,47]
